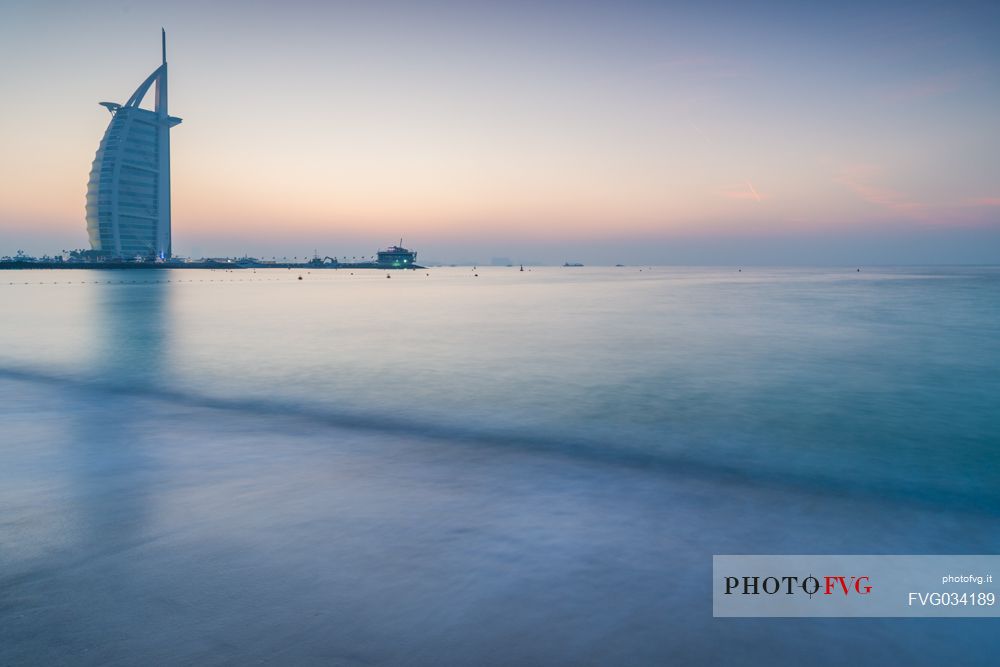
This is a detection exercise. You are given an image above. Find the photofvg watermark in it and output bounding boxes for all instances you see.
[713,555,999,617]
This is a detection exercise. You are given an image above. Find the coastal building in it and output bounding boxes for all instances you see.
[85,30,181,259]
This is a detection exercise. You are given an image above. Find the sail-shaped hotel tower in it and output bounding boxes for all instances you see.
[86,30,181,259]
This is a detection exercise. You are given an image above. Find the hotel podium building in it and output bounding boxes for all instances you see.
[86,31,181,259]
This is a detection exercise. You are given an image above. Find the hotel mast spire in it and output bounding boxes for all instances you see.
[155,29,168,116]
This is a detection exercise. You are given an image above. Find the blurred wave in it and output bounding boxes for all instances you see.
[3,359,998,515]
[2,266,998,511]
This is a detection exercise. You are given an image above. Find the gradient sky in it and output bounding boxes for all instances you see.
[1,0,998,263]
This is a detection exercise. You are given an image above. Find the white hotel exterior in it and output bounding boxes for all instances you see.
[86,31,181,259]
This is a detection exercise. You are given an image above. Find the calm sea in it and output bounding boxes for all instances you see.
[2,265,999,665]
[2,265,998,505]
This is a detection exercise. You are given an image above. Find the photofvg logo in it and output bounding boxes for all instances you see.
[713,555,1000,618]
[724,574,872,597]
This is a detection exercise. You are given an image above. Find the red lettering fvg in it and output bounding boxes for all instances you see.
[823,576,872,595]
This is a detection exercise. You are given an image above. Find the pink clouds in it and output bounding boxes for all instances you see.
[837,165,926,216]
[838,165,1000,226]
[721,182,763,202]
[967,197,1000,207]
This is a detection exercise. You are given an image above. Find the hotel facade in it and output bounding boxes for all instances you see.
[86,31,181,259]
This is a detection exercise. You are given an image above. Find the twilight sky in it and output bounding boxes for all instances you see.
[1,0,998,264]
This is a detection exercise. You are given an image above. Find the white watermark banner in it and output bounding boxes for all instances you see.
[713,555,1000,617]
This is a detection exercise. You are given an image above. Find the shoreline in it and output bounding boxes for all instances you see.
[0,261,424,270]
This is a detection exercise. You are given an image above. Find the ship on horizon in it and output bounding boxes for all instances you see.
[311,241,422,269]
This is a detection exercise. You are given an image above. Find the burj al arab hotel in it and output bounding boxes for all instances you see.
[86,30,181,259]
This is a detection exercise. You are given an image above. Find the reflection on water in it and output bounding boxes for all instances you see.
[91,274,171,381]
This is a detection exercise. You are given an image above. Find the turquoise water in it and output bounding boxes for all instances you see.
[2,266,998,506]
[3,266,1000,665]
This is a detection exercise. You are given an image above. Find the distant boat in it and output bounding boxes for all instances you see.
[615,264,625,267]
[376,243,418,268]
[307,240,421,269]
[563,262,584,267]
